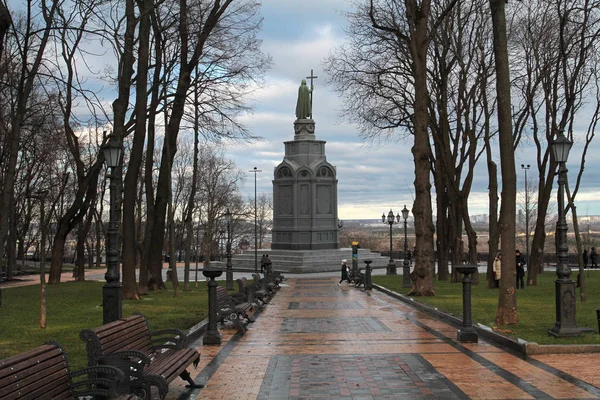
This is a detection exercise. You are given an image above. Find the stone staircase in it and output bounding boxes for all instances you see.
[227,248,389,273]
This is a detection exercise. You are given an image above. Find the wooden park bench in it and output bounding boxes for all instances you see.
[80,314,202,399]
[234,277,264,306]
[353,268,365,287]
[215,286,256,332]
[265,266,284,285]
[253,273,279,295]
[0,341,133,399]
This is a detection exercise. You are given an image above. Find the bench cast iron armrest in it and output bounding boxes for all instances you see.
[150,329,188,350]
[70,364,126,399]
[97,353,169,399]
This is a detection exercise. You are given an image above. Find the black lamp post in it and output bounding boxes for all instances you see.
[219,230,225,261]
[401,205,411,288]
[521,164,530,268]
[249,167,262,273]
[225,208,234,290]
[382,209,400,275]
[102,134,123,324]
[548,133,592,337]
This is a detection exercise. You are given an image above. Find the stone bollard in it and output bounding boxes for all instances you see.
[456,265,478,343]
[364,259,373,290]
[203,268,223,346]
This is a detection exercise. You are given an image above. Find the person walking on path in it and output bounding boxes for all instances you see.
[338,259,350,286]
[515,249,525,289]
[264,254,272,275]
[591,247,598,269]
[493,252,502,288]
[583,249,589,269]
[260,254,266,273]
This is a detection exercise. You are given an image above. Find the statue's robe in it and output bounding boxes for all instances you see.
[295,83,311,119]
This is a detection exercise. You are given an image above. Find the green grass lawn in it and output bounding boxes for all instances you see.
[373,270,600,345]
[0,281,211,370]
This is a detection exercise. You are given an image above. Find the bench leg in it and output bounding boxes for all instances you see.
[181,370,204,389]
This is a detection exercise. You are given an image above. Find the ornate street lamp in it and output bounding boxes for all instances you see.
[225,208,234,290]
[401,205,411,288]
[521,164,531,270]
[382,209,400,275]
[102,134,123,324]
[249,167,262,273]
[549,133,592,337]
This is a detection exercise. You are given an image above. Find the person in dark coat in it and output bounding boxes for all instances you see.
[515,249,525,289]
[591,247,598,268]
[338,259,349,286]
[264,254,272,275]
[583,249,589,269]
[260,254,266,273]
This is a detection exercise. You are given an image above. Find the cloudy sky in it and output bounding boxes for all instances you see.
[10,0,598,220]
[231,0,600,220]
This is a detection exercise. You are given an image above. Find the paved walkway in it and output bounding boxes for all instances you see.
[159,277,600,400]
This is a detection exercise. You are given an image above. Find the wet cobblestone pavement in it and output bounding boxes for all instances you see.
[164,278,600,399]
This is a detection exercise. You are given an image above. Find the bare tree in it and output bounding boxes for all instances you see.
[509,0,600,287]
[0,0,59,274]
[326,0,460,295]
[489,0,518,325]
[145,0,269,290]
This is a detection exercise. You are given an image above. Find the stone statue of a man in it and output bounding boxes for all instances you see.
[295,79,312,119]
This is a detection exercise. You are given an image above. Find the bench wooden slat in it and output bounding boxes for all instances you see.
[0,343,125,400]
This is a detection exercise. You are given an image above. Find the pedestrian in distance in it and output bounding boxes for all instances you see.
[260,254,266,273]
[493,251,502,288]
[583,249,589,269]
[515,249,525,289]
[338,259,350,286]
[591,247,598,269]
[264,254,272,275]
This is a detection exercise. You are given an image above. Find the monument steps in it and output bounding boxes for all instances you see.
[228,248,389,273]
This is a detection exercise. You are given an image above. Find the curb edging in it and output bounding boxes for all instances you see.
[373,284,600,355]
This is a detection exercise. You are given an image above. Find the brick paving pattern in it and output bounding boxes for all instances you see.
[166,278,600,400]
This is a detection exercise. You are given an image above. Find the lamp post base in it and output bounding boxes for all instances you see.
[402,263,411,288]
[386,260,397,275]
[548,279,595,338]
[548,325,595,338]
[226,266,234,291]
[457,327,478,343]
[102,284,122,324]
[203,268,223,346]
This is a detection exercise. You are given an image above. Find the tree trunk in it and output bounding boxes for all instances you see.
[115,0,139,299]
[490,0,518,325]
[434,158,449,281]
[0,1,11,56]
[408,1,436,296]
[527,171,554,285]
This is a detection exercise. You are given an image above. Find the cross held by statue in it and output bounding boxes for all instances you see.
[306,69,318,88]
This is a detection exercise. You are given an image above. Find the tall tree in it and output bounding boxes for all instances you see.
[489,0,518,325]
[146,0,268,289]
[326,0,459,295]
[0,0,59,273]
